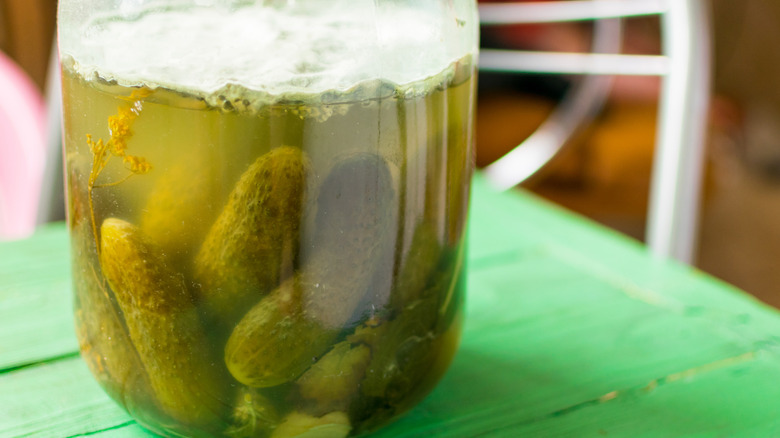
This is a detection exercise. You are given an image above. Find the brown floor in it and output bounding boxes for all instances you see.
[477,91,780,309]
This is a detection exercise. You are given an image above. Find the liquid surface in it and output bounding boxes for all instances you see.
[65,1,476,104]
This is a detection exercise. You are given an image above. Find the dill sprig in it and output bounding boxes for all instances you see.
[86,88,153,254]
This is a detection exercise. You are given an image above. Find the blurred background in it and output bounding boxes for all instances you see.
[2,0,780,305]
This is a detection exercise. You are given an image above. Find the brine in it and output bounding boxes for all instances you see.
[63,41,474,437]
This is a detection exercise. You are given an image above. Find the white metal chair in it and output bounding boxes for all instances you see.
[479,0,711,265]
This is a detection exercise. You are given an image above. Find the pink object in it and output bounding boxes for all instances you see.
[0,51,46,241]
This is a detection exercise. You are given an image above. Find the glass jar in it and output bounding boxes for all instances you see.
[58,1,478,436]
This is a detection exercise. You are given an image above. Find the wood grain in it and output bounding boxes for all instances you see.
[0,357,135,437]
[0,224,77,372]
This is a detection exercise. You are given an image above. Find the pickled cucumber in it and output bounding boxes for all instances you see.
[73,236,153,413]
[225,387,280,438]
[225,153,395,388]
[300,153,395,329]
[224,283,340,388]
[74,273,153,412]
[67,158,153,413]
[270,411,351,438]
[389,220,442,310]
[195,146,310,328]
[99,217,231,429]
[296,341,371,414]
[140,159,219,268]
[349,297,439,401]
[345,274,452,431]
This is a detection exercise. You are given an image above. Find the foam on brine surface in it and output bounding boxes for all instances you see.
[64,1,475,104]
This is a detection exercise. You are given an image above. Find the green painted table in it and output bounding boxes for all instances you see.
[3,175,780,437]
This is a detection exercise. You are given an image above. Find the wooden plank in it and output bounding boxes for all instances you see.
[513,353,780,437]
[88,423,156,437]
[0,357,135,437]
[468,175,780,327]
[0,224,78,372]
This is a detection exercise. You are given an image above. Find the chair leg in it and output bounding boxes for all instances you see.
[646,0,712,264]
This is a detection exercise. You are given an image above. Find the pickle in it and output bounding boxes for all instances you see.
[349,315,457,435]
[68,159,154,414]
[445,107,473,247]
[195,146,310,328]
[422,124,472,248]
[295,220,442,413]
[99,217,230,429]
[225,283,339,388]
[73,242,153,413]
[300,153,395,328]
[225,153,395,388]
[436,248,465,333]
[225,387,280,438]
[74,274,153,413]
[389,220,442,310]
[270,411,351,438]
[346,282,449,432]
[140,159,219,268]
[347,245,464,434]
[350,297,439,401]
[296,341,371,414]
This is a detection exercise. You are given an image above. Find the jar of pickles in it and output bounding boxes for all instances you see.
[58,1,478,436]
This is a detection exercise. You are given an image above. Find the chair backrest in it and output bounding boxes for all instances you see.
[0,50,46,241]
[479,0,712,264]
